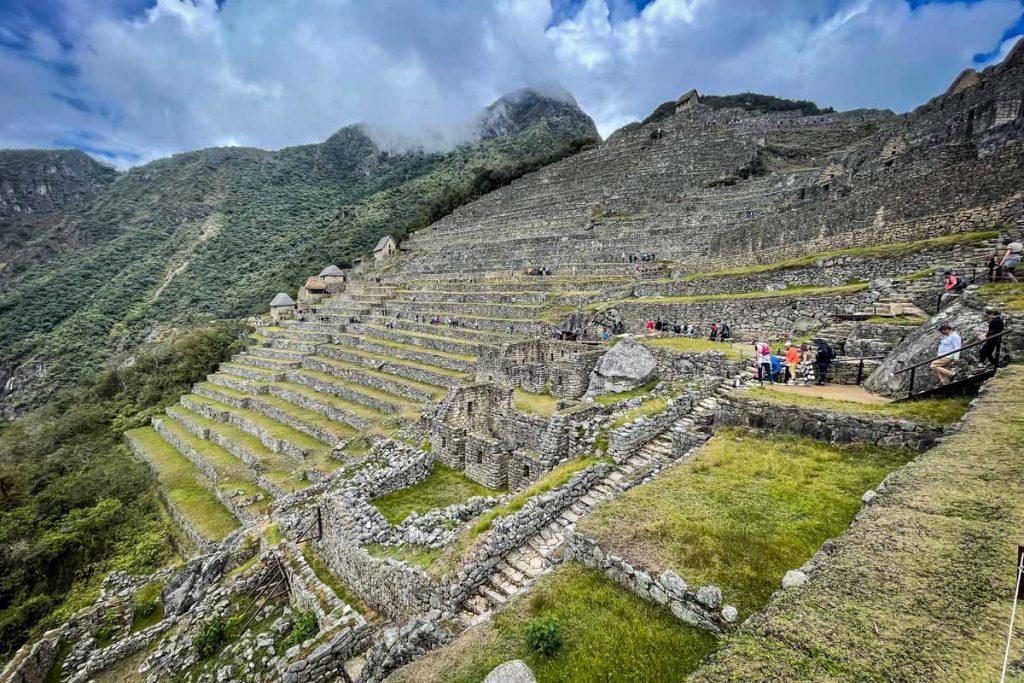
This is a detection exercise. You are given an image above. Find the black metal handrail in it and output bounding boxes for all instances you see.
[895,329,1013,399]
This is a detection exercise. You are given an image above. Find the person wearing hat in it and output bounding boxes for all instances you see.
[785,342,800,385]
[930,323,962,385]
[978,307,1005,367]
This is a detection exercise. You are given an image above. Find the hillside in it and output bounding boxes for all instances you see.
[0,89,599,415]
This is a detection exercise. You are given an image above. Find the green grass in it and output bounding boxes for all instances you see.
[42,640,72,683]
[979,282,1024,311]
[130,581,165,633]
[643,336,746,360]
[126,427,240,542]
[744,387,971,425]
[335,334,477,363]
[387,564,719,683]
[365,543,443,571]
[264,523,282,546]
[184,393,331,456]
[609,397,669,428]
[307,355,449,399]
[593,380,658,405]
[514,389,562,417]
[677,231,998,281]
[589,282,869,312]
[371,463,502,525]
[319,343,472,379]
[579,429,914,618]
[864,315,929,326]
[300,545,368,615]
[470,457,604,537]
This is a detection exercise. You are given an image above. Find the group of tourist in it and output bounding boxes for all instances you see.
[624,251,656,262]
[987,239,1023,283]
[754,339,836,386]
[642,318,732,340]
[525,267,552,276]
[929,308,1005,385]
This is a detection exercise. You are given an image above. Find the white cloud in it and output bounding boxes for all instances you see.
[0,0,1019,167]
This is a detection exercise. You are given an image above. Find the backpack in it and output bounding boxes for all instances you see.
[819,342,835,361]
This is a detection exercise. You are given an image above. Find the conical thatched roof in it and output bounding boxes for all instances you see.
[305,276,327,291]
[269,292,295,307]
[319,264,344,277]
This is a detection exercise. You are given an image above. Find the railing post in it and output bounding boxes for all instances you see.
[857,359,864,385]
[907,366,916,400]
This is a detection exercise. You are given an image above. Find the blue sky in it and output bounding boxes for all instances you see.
[1,0,1021,168]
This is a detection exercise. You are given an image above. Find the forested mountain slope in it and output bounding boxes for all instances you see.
[0,89,598,415]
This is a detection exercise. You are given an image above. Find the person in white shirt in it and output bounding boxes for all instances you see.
[1000,240,1023,283]
[930,323,962,385]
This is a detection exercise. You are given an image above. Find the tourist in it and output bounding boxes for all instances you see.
[645,319,655,331]
[930,323,961,385]
[1000,240,1022,282]
[508,324,514,334]
[601,329,610,341]
[755,340,773,385]
[943,271,959,292]
[785,343,800,385]
[709,323,719,341]
[672,322,682,334]
[770,351,784,383]
[979,307,1005,367]
[798,344,815,385]
[721,324,732,341]
[814,339,835,386]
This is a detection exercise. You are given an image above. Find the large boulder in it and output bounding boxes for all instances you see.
[484,660,537,683]
[586,339,657,396]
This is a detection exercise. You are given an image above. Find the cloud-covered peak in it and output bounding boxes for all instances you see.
[1,0,1021,168]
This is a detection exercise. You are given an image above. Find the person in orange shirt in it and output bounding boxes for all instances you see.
[785,343,800,385]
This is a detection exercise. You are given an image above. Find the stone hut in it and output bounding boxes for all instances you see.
[269,292,296,321]
[319,264,346,292]
[373,235,398,261]
[675,89,700,113]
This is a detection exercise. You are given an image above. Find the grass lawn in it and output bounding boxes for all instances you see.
[689,365,1024,681]
[126,427,240,542]
[677,231,998,282]
[864,314,929,325]
[978,282,1024,311]
[387,564,719,683]
[578,428,914,618]
[609,397,669,428]
[371,463,502,524]
[514,389,562,417]
[365,543,443,571]
[593,379,658,405]
[644,336,746,360]
[744,387,970,425]
[130,581,165,633]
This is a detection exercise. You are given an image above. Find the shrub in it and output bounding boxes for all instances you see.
[281,611,319,650]
[525,615,563,657]
[192,615,229,659]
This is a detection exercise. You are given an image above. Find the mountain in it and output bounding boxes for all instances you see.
[0,89,599,415]
[0,149,118,280]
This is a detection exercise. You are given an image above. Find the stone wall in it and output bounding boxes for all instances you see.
[715,395,946,450]
[646,345,741,381]
[0,634,60,683]
[607,390,705,461]
[476,339,604,399]
[565,530,736,633]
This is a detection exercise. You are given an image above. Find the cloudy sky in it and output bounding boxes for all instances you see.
[1,0,1022,168]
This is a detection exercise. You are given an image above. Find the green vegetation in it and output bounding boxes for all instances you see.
[689,366,1024,681]
[299,545,368,615]
[0,322,244,657]
[579,429,914,617]
[609,397,669,428]
[513,389,562,417]
[387,564,719,683]
[744,387,970,425]
[702,93,833,114]
[594,380,658,405]
[264,523,283,547]
[524,614,564,656]
[678,231,998,282]
[0,97,597,412]
[192,615,229,659]
[643,336,746,360]
[979,282,1024,311]
[365,543,443,571]
[470,458,604,537]
[130,581,165,633]
[371,463,502,525]
[864,315,928,326]
[281,611,319,650]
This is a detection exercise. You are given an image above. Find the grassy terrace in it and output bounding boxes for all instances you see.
[371,463,503,524]
[365,543,443,571]
[299,545,370,617]
[334,332,478,362]
[643,336,746,360]
[609,396,669,428]
[863,314,929,325]
[307,355,448,399]
[185,393,333,456]
[157,418,271,516]
[125,427,240,542]
[359,324,499,349]
[270,381,399,428]
[676,230,998,282]
[979,282,1024,311]
[742,387,971,425]
[689,366,1024,681]
[388,564,718,683]
[594,380,657,406]
[513,389,563,417]
[588,282,869,312]
[579,429,914,619]
[165,405,309,491]
[318,343,473,379]
[198,382,359,442]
